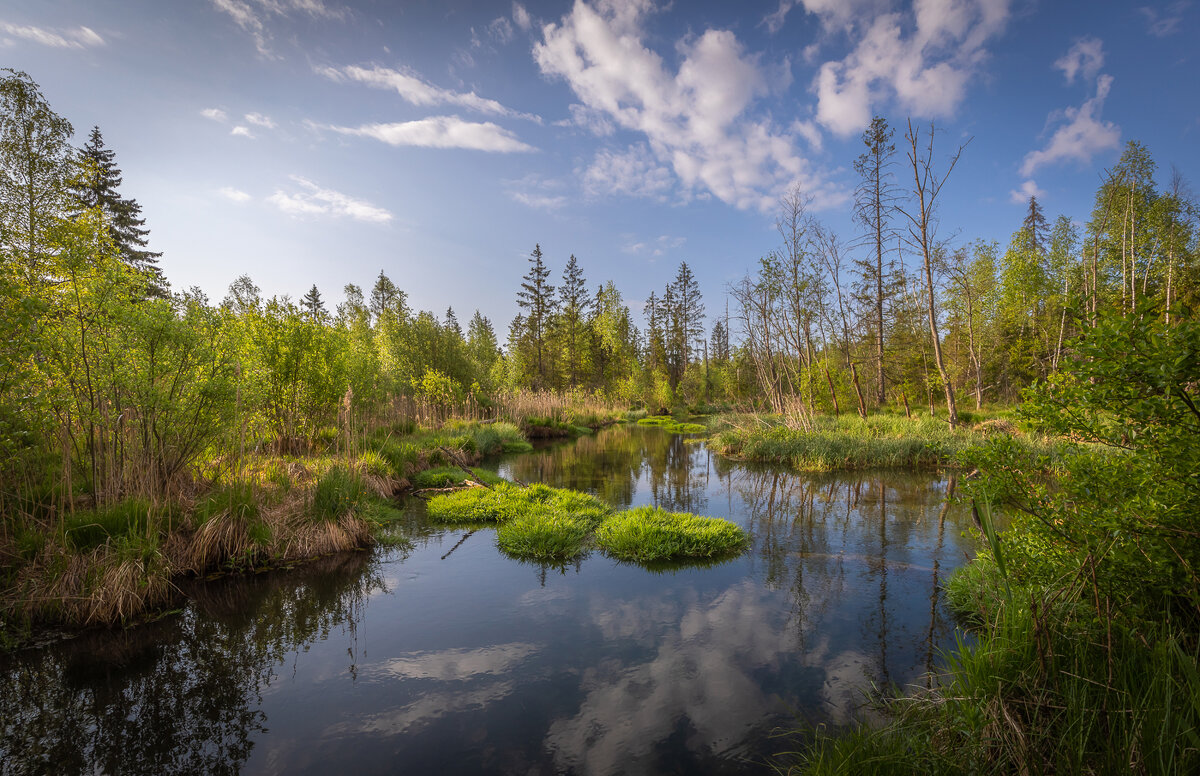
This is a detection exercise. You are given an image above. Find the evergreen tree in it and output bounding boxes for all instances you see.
[301,284,328,322]
[1021,195,1050,257]
[445,306,462,338]
[558,253,591,388]
[664,261,704,388]
[70,126,166,296]
[516,243,556,388]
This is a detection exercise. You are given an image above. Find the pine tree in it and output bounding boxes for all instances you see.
[444,306,462,338]
[1021,195,1050,257]
[301,284,328,322]
[369,270,407,322]
[71,126,166,296]
[664,261,704,388]
[516,243,556,388]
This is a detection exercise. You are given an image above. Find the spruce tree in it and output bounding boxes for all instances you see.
[558,253,591,388]
[445,306,462,338]
[369,271,407,322]
[516,244,556,388]
[301,284,328,322]
[71,126,166,296]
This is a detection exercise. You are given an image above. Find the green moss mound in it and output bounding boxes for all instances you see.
[596,506,747,562]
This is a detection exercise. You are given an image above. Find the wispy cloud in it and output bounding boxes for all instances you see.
[0,21,104,48]
[267,176,392,223]
[318,64,540,122]
[1008,178,1046,204]
[812,0,1011,136]
[244,112,276,129]
[1021,74,1120,177]
[535,0,841,211]
[231,125,255,139]
[219,186,252,202]
[324,116,535,153]
[1054,37,1104,84]
[622,234,686,257]
[512,2,532,31]
[1140,1,1190,37]
[201,107,228,122]
[509,192,567,210]
[209,0,343,57]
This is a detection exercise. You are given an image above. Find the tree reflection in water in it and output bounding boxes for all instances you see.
[0,551,387,776]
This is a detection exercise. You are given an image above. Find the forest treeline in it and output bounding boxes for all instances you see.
[1,68,1198,513]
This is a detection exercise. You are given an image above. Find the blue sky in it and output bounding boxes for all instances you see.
[3,0,1197,329]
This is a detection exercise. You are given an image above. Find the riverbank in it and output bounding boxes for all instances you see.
[0,421,528,644]
[706,411,1057,471]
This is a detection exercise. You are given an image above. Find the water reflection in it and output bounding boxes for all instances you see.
[0,426,976,776]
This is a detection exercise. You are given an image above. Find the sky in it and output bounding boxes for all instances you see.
[2,0,1197,330]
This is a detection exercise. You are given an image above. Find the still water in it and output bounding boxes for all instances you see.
[0,425,975,775]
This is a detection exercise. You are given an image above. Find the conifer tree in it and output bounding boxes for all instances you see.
[301,284,328,322]
[558,253,591,388]
[70,126,166,295]
[369,271,407,322]
[444,306,462,338]
[516,243,556,388]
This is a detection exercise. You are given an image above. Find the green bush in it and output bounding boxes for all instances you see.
[595,506,747,562]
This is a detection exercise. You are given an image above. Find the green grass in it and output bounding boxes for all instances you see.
[425,482,610,525]
[62,498,175,551]
[410,466,505,489]
[496,511,592,561]
[709,413,1056,471]
[312,466,374,522]
[595,506,748,562]
[637,416,707,434]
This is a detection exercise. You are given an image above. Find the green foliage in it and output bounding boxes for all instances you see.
[193,481,259,525]
[63,499,170,551]
[426,482,610,526]
[312,466,373,522]
[595,506,747,562]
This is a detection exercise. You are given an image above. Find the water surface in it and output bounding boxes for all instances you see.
[0,425,975,775]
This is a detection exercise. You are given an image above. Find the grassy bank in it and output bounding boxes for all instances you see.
[0,421,527,640]
[708,411,1054,471]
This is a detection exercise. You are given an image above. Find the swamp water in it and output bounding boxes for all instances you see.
[1,425,977,775]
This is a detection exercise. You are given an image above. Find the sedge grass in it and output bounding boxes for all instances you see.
[595,506,747,562]
[425,482,610,526]
[496,511,592,561]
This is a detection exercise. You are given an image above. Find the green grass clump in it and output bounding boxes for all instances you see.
[637,416,707,434]
[357,450,391,478]
[636,416,674,427]
[411,466,506,489]
[595,506,747,562]
[496,511,592,561]
[425,482,610,526]
[63,498,171,551]
[312,466,374,521]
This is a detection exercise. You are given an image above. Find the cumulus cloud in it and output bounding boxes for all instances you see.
[1054,37,1104,84]
[267,175,392,223]
[584,144,675,199]
[219,186,252,202]
[244,112,276,128]
[1140,2,1190,37]
[318,64,541,122]
[201,107,229,122]
[209,0,343,57]
[534,0,839,211]
[1008,178,1046,204]
[324,116,535,153]
[813,0,1012,136]
[230,125,254,138]
[0,21,104,48]
[1020,74,1120,177]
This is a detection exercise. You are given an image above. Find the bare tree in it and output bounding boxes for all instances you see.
[898,120,966,428]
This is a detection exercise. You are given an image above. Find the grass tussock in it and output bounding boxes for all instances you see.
[709,412,1055,471]
[426,482,610,526]
[496,511,593,561]
[411,466,505,490]
[595,506,748,562]
[637,416,707,434]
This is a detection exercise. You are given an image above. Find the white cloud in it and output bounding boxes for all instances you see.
[512,2,532,31]
[509,192,568,210]
[201,107,228,122]
[318,64,541,122]
[219,186,252,202]
[1140,2,1190,37]
[209,0,342,57]
[267,176,392,223]
[230,125,255,138]
[0,22,104,48]
[1008,178,1045,204]
[325,116,535,153]
[488,16,514,44]
[1054,37,1104,84]
[1020,74,1120,177]
[584,144,675,199]
[813,0,1012,136]
[244,112,276,128]
[555,103,616,136]
[535,1,840,211]
[622,234,686,257]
